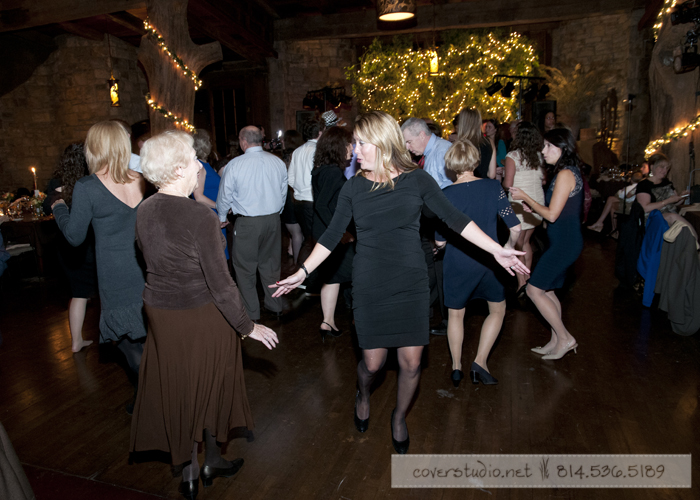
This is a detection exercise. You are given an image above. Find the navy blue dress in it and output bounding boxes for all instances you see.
[438,179,519,307]
[199,160,228,259]
[529,165,583,290]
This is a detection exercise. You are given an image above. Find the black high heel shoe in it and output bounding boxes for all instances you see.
[320,321,342,340]
[200,459,244,488]
[179,479,199,500]
[390,409,409,454]
[354,391,369,432]
[470,362,498,385]
[451,369,464,387]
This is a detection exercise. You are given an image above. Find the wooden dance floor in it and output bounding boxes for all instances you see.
[1,235,698,499]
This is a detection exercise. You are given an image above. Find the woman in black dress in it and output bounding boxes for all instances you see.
[456,107,496,179]
[272,111,528,454]
[510,129,584,360]
[311,126,355,338]
[45,144,96,352]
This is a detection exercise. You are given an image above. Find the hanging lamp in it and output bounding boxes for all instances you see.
[376,0,415,21]
[107,35,120,107]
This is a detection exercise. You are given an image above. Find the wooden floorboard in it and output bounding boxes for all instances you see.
[1,235,698,499]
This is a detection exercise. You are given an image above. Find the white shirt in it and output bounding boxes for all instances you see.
[129,153,141,173]
[216,146,287,220]
[287,139,317,202]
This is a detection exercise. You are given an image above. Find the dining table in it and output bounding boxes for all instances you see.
[0,215,58,275]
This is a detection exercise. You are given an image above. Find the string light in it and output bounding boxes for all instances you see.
[143,18,202,90]
[146,94,196,132]
[652,0,678,41]
[644,113,700,157]
[348,32,538,133]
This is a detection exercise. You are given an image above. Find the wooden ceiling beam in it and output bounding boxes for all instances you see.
[0,0,144,33]
[189,0,277,59]
[105,11,146,35]
[275,0,647,40]
[57,21,105,41]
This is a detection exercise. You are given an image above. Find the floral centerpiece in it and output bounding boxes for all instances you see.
[31,191,46,217]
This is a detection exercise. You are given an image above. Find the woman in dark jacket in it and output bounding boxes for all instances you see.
[311,126,355,339]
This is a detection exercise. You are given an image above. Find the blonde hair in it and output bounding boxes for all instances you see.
[455,107,487,148]
[140,130,195,188]
[84,121,132,183]
[354,110,416,191]
[445,139,480,174]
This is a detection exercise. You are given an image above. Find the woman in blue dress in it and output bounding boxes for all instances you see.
[436,140,521,387]
[510,128,583,360]
[192,129,228,258]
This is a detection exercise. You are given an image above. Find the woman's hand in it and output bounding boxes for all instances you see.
[509,186,525,201]
[247,323,279,350]
[522,203,533,213]
[269,270,305,297]
[51,199,67,210]
[340,231,355,244]
[493,247,529,276]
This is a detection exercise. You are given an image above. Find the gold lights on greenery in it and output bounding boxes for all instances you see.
[146,94,195,132]
[644,113,700,158]
[143,18,202,90]
[346,32,539,134]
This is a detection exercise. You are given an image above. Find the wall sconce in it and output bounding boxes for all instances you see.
[376,0,415,21]
[428,50,439,76]
[108,72,120,107]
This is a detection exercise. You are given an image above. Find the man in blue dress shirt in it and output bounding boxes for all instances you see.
[401,118,453,188]
[217,126,288,321]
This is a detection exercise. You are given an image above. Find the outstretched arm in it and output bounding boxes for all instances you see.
[270,243,332,296]
[460,221,529,276]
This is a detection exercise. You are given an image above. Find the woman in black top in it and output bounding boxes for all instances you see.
[635,153,694,237]
[272,111,528,454]
[311,126,355,339]
[456,107,496,179]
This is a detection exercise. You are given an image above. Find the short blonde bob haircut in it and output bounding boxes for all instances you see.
[354,110,416,191]
[445,139,480,175]
[140,130,195,188]
[84,121,132,184]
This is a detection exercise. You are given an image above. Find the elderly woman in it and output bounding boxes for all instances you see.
[510,128,584,360]
[52,121,147,400]
[436,140,521,387]
[273,111,527,454]
[130,130,278,500]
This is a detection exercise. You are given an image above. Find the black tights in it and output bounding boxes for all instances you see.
[181,429,232,482]
[116,337,144,382]
[356,346,423,442]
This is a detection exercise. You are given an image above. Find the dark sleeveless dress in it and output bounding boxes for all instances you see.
[529,165,584,290]
[316,169,471,349]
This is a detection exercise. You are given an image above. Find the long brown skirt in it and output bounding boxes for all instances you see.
[130,302,254,465]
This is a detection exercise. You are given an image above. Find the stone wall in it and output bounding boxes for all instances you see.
[268,39,356,134]
[551,9,650,165]
[0,34,148,192]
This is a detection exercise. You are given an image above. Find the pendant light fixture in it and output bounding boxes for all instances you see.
[428,0,438,76]
[376,0,416,22]
[107,35,120,107]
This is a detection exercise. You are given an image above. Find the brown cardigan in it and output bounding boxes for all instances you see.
[135,193,254,336]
